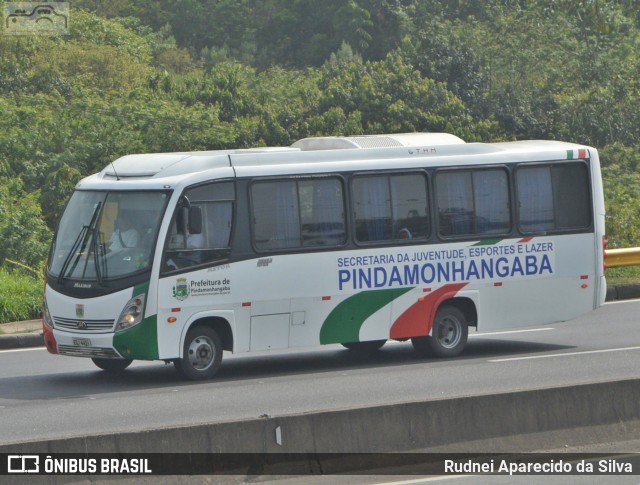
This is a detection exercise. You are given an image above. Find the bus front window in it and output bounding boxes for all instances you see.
[49,190,170,285]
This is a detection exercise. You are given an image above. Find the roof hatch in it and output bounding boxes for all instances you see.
[291,133,465,151]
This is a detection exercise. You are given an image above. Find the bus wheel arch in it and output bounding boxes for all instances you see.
[448,297,477,329]
[189,316,234,352]
[412,297,476,358]
[175,317,233,380]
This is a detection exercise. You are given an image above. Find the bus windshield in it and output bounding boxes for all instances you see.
[48,190,170,283]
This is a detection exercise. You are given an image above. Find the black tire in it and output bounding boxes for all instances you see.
[92,358,133,372]
[174,326,223,380]
[341,339,386,352]
[412,305,468,358]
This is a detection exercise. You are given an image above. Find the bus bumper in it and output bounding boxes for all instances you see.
[52,330,122,359]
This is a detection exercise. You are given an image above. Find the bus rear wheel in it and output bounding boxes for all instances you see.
[412,305,468,358]
[92,358,132,372]
[175,326,223,380]
[341,340,386,352]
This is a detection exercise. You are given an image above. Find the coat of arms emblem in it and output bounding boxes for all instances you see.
[172,278,189,301]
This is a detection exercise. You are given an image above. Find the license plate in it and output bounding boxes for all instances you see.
[72,337,92,347]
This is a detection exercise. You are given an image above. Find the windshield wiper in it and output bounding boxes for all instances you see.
[94,230,108,284]
[57,224,88,284]
[57,202,102,284]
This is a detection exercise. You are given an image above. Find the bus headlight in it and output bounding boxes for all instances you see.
[116,294,145,332]
[43,297,53,329]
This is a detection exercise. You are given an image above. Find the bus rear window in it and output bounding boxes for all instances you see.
[517,162,591,233]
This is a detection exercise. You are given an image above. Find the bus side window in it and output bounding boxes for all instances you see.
[436,169,510,238]
[352,173,429,243]
[251,177,346,251]
[162,182,235,272]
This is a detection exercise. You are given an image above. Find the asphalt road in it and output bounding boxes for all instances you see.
[0,300,639,447]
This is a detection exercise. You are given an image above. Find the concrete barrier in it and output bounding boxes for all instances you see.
[0,332,43,350]
[2,378,639,457]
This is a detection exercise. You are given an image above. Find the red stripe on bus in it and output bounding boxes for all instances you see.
[390,283,468,339]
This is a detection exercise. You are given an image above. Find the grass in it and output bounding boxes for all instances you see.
[605,266,640,287]
[0,267,43,324]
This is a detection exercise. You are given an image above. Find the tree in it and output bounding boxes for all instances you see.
[0,178,51,267]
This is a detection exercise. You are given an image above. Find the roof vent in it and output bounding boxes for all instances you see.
[291,133,465,151]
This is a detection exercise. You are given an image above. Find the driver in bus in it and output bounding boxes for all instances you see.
[109,213,139,252]
[166,229,204,270]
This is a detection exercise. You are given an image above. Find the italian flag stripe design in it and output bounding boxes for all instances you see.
[320,238,535,344]
[390,283,468,339]
[567,148,587,159]
[320,288,412,344]
[473,238,534,246]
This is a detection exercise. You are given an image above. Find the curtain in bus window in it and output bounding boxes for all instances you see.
[389,175,429,239]
[353,177,391,242]
[275,182,300,248]
[300,179,345,247]
[437,172,473,236]
[517,167,554,232]
[253,181,299,250]
[207,201,232,247]
[473,170,510,234]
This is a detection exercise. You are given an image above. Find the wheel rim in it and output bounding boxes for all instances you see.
[187,335,216,371]
[436,315,463,349]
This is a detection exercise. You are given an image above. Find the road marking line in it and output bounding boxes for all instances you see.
[0,347,43,354]
[490,346,640,362]
[376,476,471,484]
[470,328,555,338]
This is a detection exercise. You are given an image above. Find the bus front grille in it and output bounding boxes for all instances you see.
[57,345,121,359]
[53,317,115,332]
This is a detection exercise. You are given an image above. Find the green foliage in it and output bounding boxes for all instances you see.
[0,179,51,268]
[0,267,43,323]
[606,266,640,287]
[67,10,152,63]
[2,2,640,271]
[600,147,640,248]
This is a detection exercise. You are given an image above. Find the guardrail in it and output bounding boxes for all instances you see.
[605,248,640,268]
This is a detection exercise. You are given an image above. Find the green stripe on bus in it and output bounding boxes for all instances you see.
[113,314,159,360]
[472,239,503,246]
[132,281,149,309]
[112,281,156,359]
[320,288,412,345]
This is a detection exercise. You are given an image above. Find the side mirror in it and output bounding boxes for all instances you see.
[188,206,202,234]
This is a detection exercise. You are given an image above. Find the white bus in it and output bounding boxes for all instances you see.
[43,133,607,379]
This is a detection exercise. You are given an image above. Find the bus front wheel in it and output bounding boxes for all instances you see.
[412,305,468,358]
[175,326,223,380]
[92,358,132,372]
